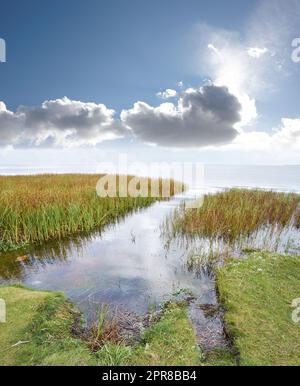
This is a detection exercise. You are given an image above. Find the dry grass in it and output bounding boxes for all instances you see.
[180,189,300,242]
[0,174,182,252]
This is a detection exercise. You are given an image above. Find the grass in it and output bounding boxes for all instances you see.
[178,189,300,242]
[0,286,200,366]
[0,285,96,366]
[0,174,182,252]
[217,252,300,366]
[3,254,299,367]
[128,302,201,366]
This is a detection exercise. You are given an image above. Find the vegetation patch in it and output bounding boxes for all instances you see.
[128,302,202,366]
[0,285,96,365]
[0,174,182,252]
[217,252,300,366]
[0,286,201,366]
[177,189,300,241]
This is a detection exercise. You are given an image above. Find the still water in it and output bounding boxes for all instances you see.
[0,191,217,321]
[1,165,300,332]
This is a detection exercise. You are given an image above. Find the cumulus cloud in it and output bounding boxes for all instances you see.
[121,84,241,148]
[0,97,124,147]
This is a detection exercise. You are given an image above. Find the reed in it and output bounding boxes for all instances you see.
[0,174,181,252]
[179,188,300,242]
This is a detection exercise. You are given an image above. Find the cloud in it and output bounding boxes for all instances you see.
[189,1,300,131]
[246,0,300,55]
[121,84,241,148]
[224,118,300,156]
[247,47,268,58]
[0,97,124,147]
[156,89,177,99]
[192,25,260,129]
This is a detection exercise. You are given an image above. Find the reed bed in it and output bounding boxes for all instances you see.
[0,174,181,252]
[179,189,300,242]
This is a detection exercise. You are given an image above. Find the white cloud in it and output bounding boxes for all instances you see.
[189,1,300,133]
[0,97,125,147]
[226,118,300,154]
[247,47,269,58]
[156,89,177,99]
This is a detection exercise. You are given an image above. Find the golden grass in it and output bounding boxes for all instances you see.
[180,189,300,241]
[0,174,181,252]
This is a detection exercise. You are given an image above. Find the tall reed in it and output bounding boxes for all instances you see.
[179,189,300,242]
[0,174,181,252]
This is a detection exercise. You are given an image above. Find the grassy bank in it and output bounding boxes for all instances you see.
[128,303,201,366]
[217,252,300,366]
[0,286,200,366]
[0,174,181,252]
[178,189,300,241]
[0,286,96,365]
[2,254,299,367]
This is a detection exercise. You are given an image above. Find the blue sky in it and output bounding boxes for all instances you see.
[0,0,255,110]
[0,0,300,168]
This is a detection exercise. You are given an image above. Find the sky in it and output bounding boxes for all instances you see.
[0,0,300,171]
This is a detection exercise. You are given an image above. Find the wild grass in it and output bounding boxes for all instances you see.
[162,189,300,273]
[87,305,122,351]
[127,302,202,366]
[0,174,182,252]
[217,252,300,365]
[180,189,300,241]
[0,286,201,366]
[0,285,96,366]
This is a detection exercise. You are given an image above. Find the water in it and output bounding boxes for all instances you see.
[1,164,300,349]
[2,164,300,193]
[0,192,216,322]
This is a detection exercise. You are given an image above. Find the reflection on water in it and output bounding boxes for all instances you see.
[0,192,216,322]
[1,185,300,330]
[163,219,300,269]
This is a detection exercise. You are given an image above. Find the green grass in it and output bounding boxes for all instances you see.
[0,286,200,366]
[128,303,201,366]
[0,285,96,366]
[217,252,300,366]
[178,189,300,241]
[0,174,182,252]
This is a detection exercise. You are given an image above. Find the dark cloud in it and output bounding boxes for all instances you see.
[121,85,241,148]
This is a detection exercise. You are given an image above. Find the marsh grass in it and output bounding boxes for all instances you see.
[180,189,300,241]
[88,305,122,351]
[0,174,181,252]
[162,189,300,272]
